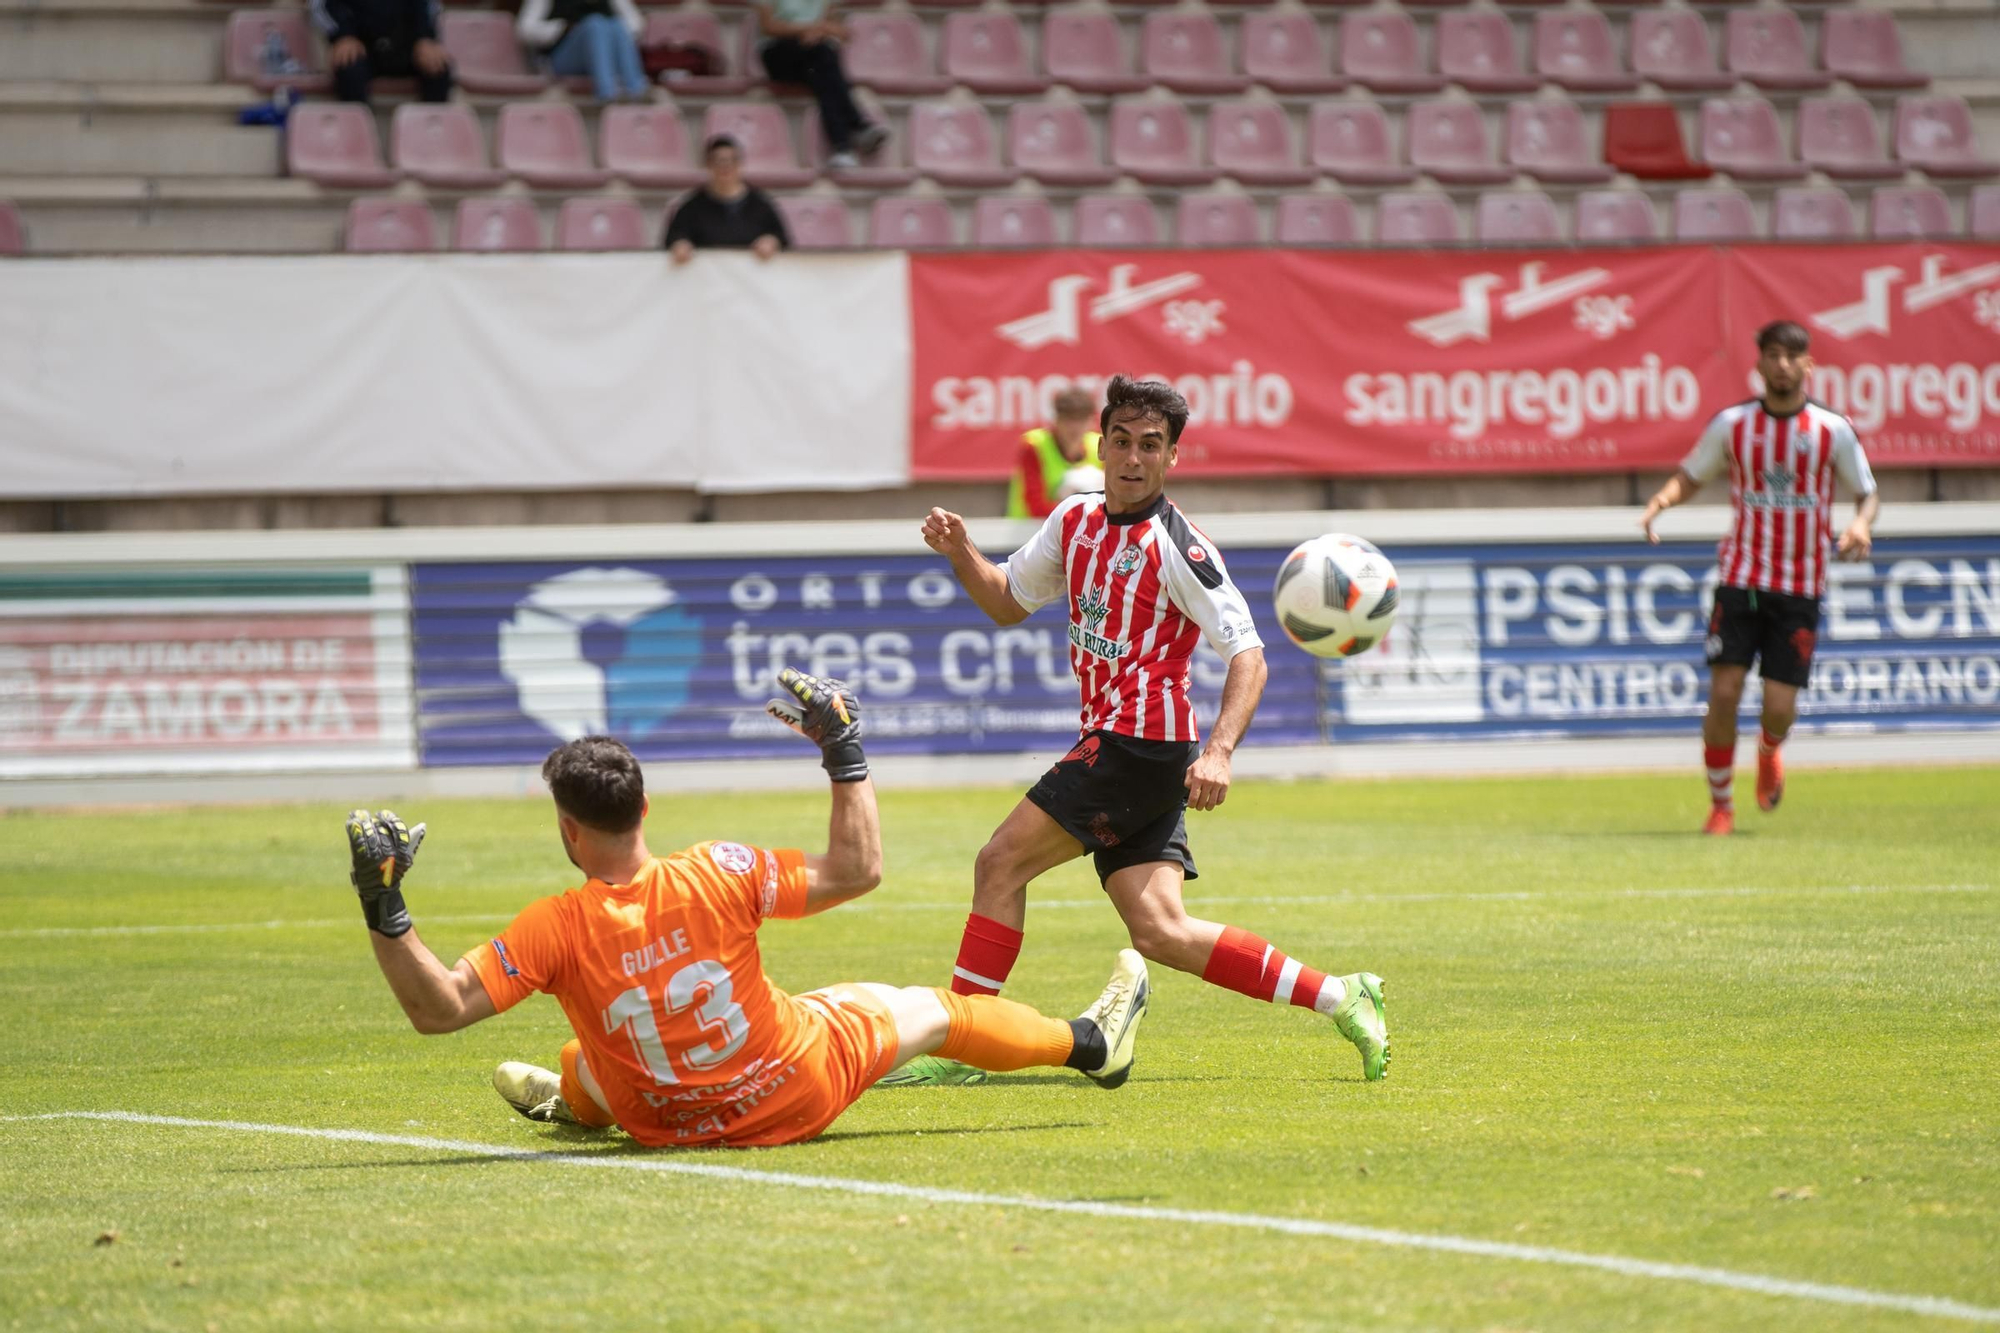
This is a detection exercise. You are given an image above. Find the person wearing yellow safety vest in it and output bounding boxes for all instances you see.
[1007,386,1103,519]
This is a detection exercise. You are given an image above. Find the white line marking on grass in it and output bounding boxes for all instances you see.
[9,1111,1999,1325]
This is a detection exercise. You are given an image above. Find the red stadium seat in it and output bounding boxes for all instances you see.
[1376,191,1460,244]
[441,12,549,95]
[1043,10,1147,94]
[1603,102,1709,179]
[1574,189,1659,242]
[0,200,25,255]
[286,103,400,188]
[1141,12,1250,95]
[1008,101,1117,186]
[344,197,437,253]
[1796,96,1898,180]
[1208,100,1316,186]
[1476,190,1561,242]
[1177,193,1261,246]
[1772,186,1857,240]
[1309,101,1416,185]
[1074,195,1161,246]
[943,12,1048,94]
[1699,96,1807,180]
[1673,187,1755,240]
[869,197,955,248]
[910,102,1019,188]
[1533,12,1638,93]
[1628,10,1734,92]
[1339,13,1445,94]
[973,196,1060,247]
[1820,12,1926,91]
[1408,99,1513,185]
[1109,97,1221,186]
[454,197,543,252]
[805,95,916,187]
[1436,11,1536,93]
[601,105,704,189]
[845,13,951,95]
[642,13,752,95]
[1506,98,1612,184]
[776,195,854,248]
[1870,186,1954,238]
[225,10,332,94]
[1894,96,1999,177]
[1974,186,2000,240]
[1275,194,1359,243]
[497,103,610,189]
[392,104,506,187]
[1241,12,1343,95]
[702,103,816,188]
[556,197,647,251]
[1723,10,1831,92]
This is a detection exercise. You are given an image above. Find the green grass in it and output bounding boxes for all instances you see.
[3,767,1998,1332]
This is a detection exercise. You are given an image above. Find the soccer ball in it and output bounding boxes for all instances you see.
[1272,534,1400,659]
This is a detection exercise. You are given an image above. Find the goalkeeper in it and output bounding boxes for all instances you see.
[344,667,1151,1148]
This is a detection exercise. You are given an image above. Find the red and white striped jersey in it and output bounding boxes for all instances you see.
[1682,399,1877,600]
[1000,492,1263,742]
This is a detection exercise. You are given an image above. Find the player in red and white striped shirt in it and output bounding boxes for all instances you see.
[898,376,1390,1085]
[1642,320,1880,835]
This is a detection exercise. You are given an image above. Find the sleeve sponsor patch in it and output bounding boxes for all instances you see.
[490,937,520,978]
[1183,541,1225,590]
[760,850,780,918]
[710,841,757,875]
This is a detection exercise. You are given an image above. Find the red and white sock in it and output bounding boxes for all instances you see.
[1758,727,1787,756]
[1704,743,1735,809]
[950,913,1023,997]
[1199,925,1346,1015]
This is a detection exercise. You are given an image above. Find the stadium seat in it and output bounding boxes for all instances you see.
[1604,102,1709,179]
[1275,194,1360,243]
[1109,97,1221,186]
[1476,190,1561,243]
[1723,10,1831,91]
[1436,11,1537,93]
[1628,10,1734,92]
[869,196,955,247]
[1408,100,1513,185]
[1208,100,1316,186]
[1339,13,1445,94]
[776,195,854,248]
[1506,98,1613,184]
[943,12,1048,94]
[642,13,753,95]
[1376,192,1461,244]
[556,197,647,251]
[1870,186,1953,238]
[1241,12,1345,95]
[1141,12,1250,95]
[1673,187,1756,240]
[1820,12,1927,90]
[441,12,549,95]
[972,196,1059,247]
[454,197,543,252]
[497,103,611,189]
[1699,97,1807,180]
[344,197,437,253]
[286,103,400,188]
[1894,96,2000,177]
[1974,186,2000,239]
[1797,97,1898,180]
[1008,101,1117,186]
[1309,101,1416,185]
[806,96,917,187]
[910,0,981,10]
[1574,189,1659,242]
[224,10,333,94]
[1772,186,1857,239]
[1075,194,1161,246]
[703,103,816,188]
[1043,10,1148,94]
[1178,193,1261,246]
[1533,13,1638,92]
[1302,0,1372,9]
[392,104,506,188]
[601,105,705,190]
[910,102,1019,187]
[845,13,951,95]
[1495,0,1563,8]
[0,201,24,256]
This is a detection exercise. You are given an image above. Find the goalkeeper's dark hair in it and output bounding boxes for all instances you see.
[1100,375,1189,445]
[542,736,647,833]
[1755,320,1810,355]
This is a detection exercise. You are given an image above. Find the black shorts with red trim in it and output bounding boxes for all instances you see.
[1706,585,1821,688]
[1026,730,1200,885]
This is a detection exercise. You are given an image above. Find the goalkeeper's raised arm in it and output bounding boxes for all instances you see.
[766,666,883,915]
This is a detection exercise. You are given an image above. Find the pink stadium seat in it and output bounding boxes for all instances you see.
[1476,190,1561,242]
[1309,101,1416,185]
[1894,96,1999,177]
[1074,195,1161,246]
[441,12,548,95]
[1870,186,1953,238]
[1723,10,1830,91]
[1339,13,1444,94]
[392,104,505,188]
[806,95,916,187]
[973,196,1059,247]
[910,102,1019,187]
[1403,0,1471,9]
[1141,12,1250,95]
[1673,187,1756,240]
[1797,97,1897,180]
[1408,100,1513,185]
[1178,193,1261,246]
[1506,98,1612,184]
[1043,10,1146,94]
[344,197,436,253]
[0,201,24,255]
[1275,194,1359,243]
[943,12,1048,94]
[556,197,647,251]
[286,103,399,188]
[1436,11,1536,93]
[225,10,332,94]
[1772,186,1857,240]
[454,197,543,252]
[776,195,854,249]
[497,103,610,189]
[845,13,951,95]
[1574,190,1659,242]
[1628,10,1733,92]
[642,13,752,95]
[601,105,704,190]
[1533,12,1638,92]
[1008,101,1117,186]
[1241,12,1343,95]
[703,103,816,188]
[1110,97,1220,186]
[1604,101,1710,179]
[869,197,955,248]
[910,0,981,10]
[1208,100,1315,186]
[1820,12,1926,90]
[1974,186,2000,240]
[1495,0,1563,8]
[1376,192,1460,244]
[1301,0,1372,9]
[1700,96,1807,180]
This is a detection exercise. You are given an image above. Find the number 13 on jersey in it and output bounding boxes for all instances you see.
[603,958,748,1084]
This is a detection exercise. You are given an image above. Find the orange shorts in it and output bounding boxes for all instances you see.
[718,984,902,1148]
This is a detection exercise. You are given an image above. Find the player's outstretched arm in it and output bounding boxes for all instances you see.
[1640,469,1703,545]
[345,809,494,1035]
[1186,647,1266,812]
[922,507,1030,626]
[765,668,883,914]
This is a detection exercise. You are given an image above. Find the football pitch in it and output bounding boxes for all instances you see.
[3,764,1997,1332]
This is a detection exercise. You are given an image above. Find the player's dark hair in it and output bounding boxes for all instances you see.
[1756,320,1810,355]
[703,134,742,161]
[1099,375,1189,445]
[542,736,647,833]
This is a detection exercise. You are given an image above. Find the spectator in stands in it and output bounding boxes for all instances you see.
[316,0,453,105]
[663,135,791,263]
[516,0,650,103]
[1008,387,1104,519]
[752,0,887,169]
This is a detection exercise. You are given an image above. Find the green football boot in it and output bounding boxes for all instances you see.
[1332,973,1391,1081]
[875,1054,989,1087]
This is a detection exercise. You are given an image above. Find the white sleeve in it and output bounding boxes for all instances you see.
[997,495,1084,614]
[1156,533,1263,661]
[1831,418,1877,495]
[515,0,562,46]
[613,0,645,38]
[1680,411,1732,484]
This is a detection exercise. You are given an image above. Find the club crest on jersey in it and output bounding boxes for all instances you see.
[710,841,756,874]
[1112,545,1144,577]
[1070,587,1128,660]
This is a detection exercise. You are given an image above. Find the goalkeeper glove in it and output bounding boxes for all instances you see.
[346,807,426,938]
[766,666,868,783]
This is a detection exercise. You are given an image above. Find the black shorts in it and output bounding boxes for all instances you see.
[1026,730,1199,886]
[1706,585,1821,688]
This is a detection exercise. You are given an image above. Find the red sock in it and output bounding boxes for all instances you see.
[950,913,1023,996]
[1704,743,1735,809]
[1759,728,1786,753]
[1200,926,1336,1012]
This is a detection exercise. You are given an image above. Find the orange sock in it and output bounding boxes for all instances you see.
[559,1039,617,1128]
[932,988,1076,1071]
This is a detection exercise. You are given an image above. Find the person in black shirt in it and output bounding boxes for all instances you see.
[314,0,453,104]
[663,136,791,263]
